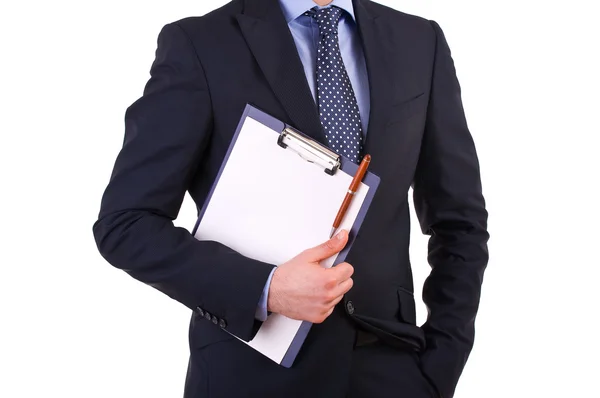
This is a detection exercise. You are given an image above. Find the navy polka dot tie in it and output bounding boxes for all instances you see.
[305,6,364,163]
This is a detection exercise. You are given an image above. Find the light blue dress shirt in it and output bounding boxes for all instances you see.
[255,0,370,321]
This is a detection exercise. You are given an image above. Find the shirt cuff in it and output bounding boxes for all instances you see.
[255,267,276,321]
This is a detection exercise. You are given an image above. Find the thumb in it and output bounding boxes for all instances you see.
[302,230,349,262]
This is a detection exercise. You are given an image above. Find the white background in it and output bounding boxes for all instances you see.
[1,0,599,397]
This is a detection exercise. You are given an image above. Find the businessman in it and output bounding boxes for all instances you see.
[93,0,489,397]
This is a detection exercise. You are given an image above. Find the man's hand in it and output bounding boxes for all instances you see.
[267,230,354,323]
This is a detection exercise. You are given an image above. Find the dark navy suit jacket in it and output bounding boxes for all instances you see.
[93,1,489,397]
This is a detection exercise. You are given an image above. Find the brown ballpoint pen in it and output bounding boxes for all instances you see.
[330,154,372,238]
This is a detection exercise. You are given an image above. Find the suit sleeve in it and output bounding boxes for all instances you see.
[412,21,490,398]
[92,23,275,341]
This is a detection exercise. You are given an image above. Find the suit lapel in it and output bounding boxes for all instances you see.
[236,0,325,143]
[353,0,396,176]
[237,0,409,172]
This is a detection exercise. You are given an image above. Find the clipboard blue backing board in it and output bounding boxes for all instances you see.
[192,104,380,368]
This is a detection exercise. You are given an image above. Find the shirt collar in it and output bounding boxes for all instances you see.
[278,0,356,24]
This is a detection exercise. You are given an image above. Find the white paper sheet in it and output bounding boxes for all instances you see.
[194,117,369,365]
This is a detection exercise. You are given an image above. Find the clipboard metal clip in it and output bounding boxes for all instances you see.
[277,127,341,175]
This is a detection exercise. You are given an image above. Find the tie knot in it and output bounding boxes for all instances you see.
[304,6,343,36]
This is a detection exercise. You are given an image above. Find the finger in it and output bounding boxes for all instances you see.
[301,229,348,262]
[315,306,335,324]
[324,291,346,307]
[322,276,353,302]
[327,262,354,283]
[330,277,354,298]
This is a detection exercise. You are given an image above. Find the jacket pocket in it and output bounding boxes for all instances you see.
[386,92,427,126]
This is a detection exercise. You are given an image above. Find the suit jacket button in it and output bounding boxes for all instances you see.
[346,301,355,314]
[204,311,212,321]
[196,307,205,317]
[219,319,227,328]
[211,315,218,325]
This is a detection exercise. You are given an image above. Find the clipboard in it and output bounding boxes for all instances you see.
[192,104,380,367]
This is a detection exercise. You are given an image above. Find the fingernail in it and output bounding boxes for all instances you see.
[337,230,346,240]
